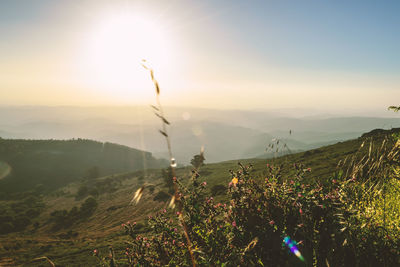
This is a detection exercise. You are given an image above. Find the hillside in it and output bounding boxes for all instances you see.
[0,128,397,265]
[0,138,167,192]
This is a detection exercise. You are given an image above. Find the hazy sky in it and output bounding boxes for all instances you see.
[1,0,399,111]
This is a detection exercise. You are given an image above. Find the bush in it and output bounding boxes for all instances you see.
[80,197,98,217]
[161,167,174,194]
[0,193,44,234]
[102,163,400,266]
[50,197,98,229]
[210,184,227,196]
[0,222,14,234]
[153,190,170,202]
[25,208,41,218]
[88,187,99,198]
[75,185,89,200]
[12,216,31,231]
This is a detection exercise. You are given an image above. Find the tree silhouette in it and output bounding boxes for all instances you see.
[190,154,205,169]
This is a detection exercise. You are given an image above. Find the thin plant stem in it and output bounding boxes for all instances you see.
[142,61,197,267]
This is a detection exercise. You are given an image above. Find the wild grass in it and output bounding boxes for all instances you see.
[140,60,197,266]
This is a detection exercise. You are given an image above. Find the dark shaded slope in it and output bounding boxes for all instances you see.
[0,138,167,192]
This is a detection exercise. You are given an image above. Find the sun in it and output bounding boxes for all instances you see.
[78,12,174,102]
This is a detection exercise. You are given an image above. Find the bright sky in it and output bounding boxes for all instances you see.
[0,0,399,111]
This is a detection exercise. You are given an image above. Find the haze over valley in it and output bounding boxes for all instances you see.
[1,106,399,164]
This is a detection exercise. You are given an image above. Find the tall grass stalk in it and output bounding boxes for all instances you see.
[142,60,197,267]
[31,256,55,267]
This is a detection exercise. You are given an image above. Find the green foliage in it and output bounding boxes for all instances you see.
[75,176,122,200]
[388,105,400,112]
[137,175,145,185]
[2,128,400,266]
[161,167,174,194]
[50,197,98,230]
[153,190,170,202]
[210,184,227,196]
[0,193,44,234]
[148,185,155,194]
[75,185,89,200]
[80,197,98,216]
[105,162,400,266]
[0,139,167,192]
[191,153,205,169]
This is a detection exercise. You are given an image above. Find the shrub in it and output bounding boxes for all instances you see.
[161,167,174,194]
[88,187,99,198]
[0,222,14,234]
[80,197,98,217]
[50,197,98,229]
[101,163,400,266]
[12,216,31,231]
[75,185,89,200]
[210,184,227,196]
[153,190,170,202]
[25,208,41,218]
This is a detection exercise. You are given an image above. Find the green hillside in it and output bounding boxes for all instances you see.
[0,128,398,265]
[0,138,167,192]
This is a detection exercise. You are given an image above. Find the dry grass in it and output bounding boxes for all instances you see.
[141,60,197,266]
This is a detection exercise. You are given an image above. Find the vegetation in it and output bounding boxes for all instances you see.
[50,197,98,230]
[388,105,400,112]
[191,153,205,169]
[0,128,399,265]
[94,143,399,266]
[0,192,44,234]
[0,138,167,192]
[75,176,124,200]
[161,167,175,194]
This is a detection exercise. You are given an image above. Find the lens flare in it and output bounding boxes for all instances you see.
[170,158,177,168]
[283,236,305,262]
[0,161,11,180]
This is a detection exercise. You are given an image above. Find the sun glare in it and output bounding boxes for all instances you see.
[78,13,173,102]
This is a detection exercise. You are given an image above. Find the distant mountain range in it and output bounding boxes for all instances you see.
[0,106,398,164]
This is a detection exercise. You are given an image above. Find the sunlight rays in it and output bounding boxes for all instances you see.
[78,11,175,102]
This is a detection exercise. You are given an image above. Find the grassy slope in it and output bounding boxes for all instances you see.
[0,128,397,266]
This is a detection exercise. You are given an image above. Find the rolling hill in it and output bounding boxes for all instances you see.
[0,138,167,192]
[0,127,397,265]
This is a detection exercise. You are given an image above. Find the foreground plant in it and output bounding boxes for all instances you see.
[139,61,197,266]
[106,161,399,266]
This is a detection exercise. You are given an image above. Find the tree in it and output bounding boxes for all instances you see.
[190,154,205,169]
[75,184,89,200]
[79,197,98,217]
[161,167,174,194]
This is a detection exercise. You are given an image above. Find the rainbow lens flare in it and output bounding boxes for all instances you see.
[283,236,305,262]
